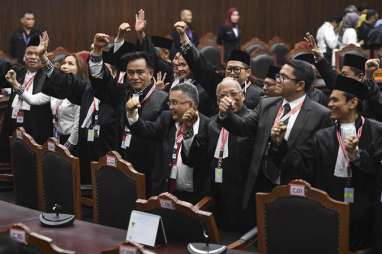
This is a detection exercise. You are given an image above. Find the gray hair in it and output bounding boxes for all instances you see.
[216,77,242,95]
[170,81,199,106]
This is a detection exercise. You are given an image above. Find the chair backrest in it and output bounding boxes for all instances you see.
[136,192,220,243]
[270,42,289,67]
[9,127,43,210]
[200,46,221,69]
[251,53,274,79]
[242,37,268,53]
[8,223,75,254]
[198,32,218,48]
[39,138,81,219]
[91,151,146,229]
[287,48,314,61]
[335,44,370,72]
[256,179,349,254]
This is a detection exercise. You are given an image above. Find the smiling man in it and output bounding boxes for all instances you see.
[271,74,382,251]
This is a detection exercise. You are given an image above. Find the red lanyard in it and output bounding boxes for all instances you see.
[23,74,35,92]
[172,126,184,167]
[218,128,229,157]
[274,101,304,125]
[336,117,365,163]
[141,85,156,105]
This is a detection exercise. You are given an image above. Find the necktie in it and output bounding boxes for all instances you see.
[281,103,291,125]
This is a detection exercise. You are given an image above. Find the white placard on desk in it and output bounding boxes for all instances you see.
[290,184,305,197]
[47,141,55,152]
[126,210,166,247]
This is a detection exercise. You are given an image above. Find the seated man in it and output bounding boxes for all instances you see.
[126,82,210,204]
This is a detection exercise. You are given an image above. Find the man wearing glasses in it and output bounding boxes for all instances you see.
[126,82,210,204]
[217,59,332,227]
[174,21,263,110]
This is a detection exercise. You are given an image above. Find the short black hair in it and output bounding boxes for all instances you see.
[285,59,315,92]
[328,15,342,24]
[121,51,153,70]
[366,9,378,20]
[170,82,199,106]
[344,92,363,113]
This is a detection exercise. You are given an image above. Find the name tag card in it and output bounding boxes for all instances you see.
[16,130,22,139]
[47,141,55,152]
[290,184,305,197]
[10,228,27,244]
[159,199,175,210]
[119,245,138,254]
[106,155,116,167]
[126,210,167,247]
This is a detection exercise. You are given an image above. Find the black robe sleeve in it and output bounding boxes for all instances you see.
[315,57,336,90]
[128,111,167,141]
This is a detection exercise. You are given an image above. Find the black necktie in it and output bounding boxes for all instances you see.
[281,103,291,125]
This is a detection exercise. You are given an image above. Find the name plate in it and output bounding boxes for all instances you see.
[47,141,55,152]
[290,184,305,197]
[106,155,116,167]
[10,228,27,244]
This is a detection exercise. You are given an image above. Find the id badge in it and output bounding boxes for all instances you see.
[16,111,24,123]
[344,187,354,203]
[11,107,18,119]
[125,134,132,148]
[87,129,95,142]
[215,167,223,183]
[53,127,60,142]
[121,135,126,149]
[94,125,100,138]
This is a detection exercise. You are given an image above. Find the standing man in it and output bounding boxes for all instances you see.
[171,9,199,52]
[9,11,41,63]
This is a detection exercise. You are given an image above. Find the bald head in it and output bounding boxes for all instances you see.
[180,9,193,24]
[216,78,244,112]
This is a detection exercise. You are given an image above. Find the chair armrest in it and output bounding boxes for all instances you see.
[194,196,215,210]
[226,227,257,250]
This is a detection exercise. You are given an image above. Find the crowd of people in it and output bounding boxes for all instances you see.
[1,4,382,252]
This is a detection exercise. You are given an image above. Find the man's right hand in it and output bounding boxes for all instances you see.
[174,21,187,35]
[125,97,141,118]
[92,33,111,54]
[304,32,322,59]
[36,31,49,56]
[218,97,234,114]
[116,22,131,42]
[271,122,287,145]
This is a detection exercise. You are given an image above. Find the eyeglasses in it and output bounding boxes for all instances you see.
[275,73,299,83]
[225,66,247,74]
[127,70,147,77]
[167,100,191,106]
[217,91,241,100]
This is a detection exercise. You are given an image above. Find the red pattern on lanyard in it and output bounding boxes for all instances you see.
[168,126,184,192]
[23,74,35,92]
[216,128,229,168]
[140,85,156,105]
[335,116,365,182]
[273,101,304,126]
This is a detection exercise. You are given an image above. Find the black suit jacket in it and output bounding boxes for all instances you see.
[129,111,210,201]
[9,28,41,63]
[219,96,332,208]
[217,25,241,61]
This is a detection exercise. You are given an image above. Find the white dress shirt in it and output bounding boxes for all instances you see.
[341,28,359,46]
[11,71,38,111]
[316,22,338,53]
[281,95,306,141]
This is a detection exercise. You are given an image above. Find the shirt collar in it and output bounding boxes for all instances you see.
[282,94,306,109]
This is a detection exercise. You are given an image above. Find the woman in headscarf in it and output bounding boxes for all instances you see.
[339,12,360,46]
[217,7,241,61]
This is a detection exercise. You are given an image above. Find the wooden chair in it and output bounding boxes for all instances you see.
[250,50,274,80]
[101,241,152,254]
[269,37,289,67]
[242,37,268,54]
[335,44,370,72]
[256,179,349,254]
[287,47,313,60]
[39,138,81,219]
[8,223,75,254]
[135,192,220,243]
[91,151,146,229]
[198,32,218,49]
[9,127,43,210]
[0,95,11,184]
[200,46,222,69]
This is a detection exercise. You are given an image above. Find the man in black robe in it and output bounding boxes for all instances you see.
[217,59,332,228]
[270,75,382,251]
[305,32,382,121]
[208,77,254,232]
[0,35,52,162]
[126,82,210,204]
[174,21,264,110]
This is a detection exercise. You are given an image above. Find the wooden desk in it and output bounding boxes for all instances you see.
[0,201,254,254]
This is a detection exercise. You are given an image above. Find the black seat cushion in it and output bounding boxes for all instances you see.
[96,166,137,229]
[42,152,74,214]
[264,196,339,254]
[11,140,38,209]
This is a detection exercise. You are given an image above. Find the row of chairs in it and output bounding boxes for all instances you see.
[8,127,351,253]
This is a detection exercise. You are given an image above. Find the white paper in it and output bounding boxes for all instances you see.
[290,184,305,196]
[126,210,161,247]
[47,141,55,152]
[106,155,116,167]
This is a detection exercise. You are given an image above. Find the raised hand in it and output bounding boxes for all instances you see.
[344,136,359,161]
[271,122,287,145]
[181,108,197,128]
[125,97,141,118]
[365,58,380,79]
[36,31,49,56]
[174,21,187,35]
[135,9,146,33]
[304,32,322,58]
[153,72,169,90]
[93,33,111,54]
[218,96,234,114]
[116,22,131,42]
[5,70,21,90]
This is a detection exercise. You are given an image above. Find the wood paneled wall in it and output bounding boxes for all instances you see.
[1,0,381,52]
